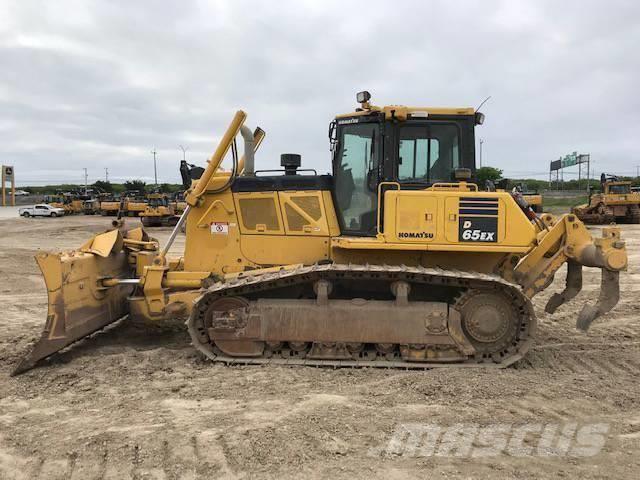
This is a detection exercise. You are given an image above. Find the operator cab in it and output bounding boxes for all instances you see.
[148,194,169,208]
[331,91,481,236]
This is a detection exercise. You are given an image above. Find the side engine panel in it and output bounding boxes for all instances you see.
[383,190,536,251]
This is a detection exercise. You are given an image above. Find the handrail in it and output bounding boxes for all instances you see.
[430,182,478,191]
[376,181,401,235]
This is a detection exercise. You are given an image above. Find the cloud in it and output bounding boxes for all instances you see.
[1,0,639,185]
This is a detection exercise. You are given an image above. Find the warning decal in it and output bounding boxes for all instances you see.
[210,222,229,234]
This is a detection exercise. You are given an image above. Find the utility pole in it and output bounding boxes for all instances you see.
[636,165,639,179]
[151,148,158,186]
[479,138,484,168]
[83,168,88,192]
[104,167,109,182]
[179,145,188,162]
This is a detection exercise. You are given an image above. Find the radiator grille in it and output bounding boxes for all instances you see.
[239,197,280,230]
[285,196,322,231]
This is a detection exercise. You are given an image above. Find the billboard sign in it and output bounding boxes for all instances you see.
[550,152,586,171]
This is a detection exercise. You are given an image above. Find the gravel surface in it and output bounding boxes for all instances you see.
[0,214,638,479]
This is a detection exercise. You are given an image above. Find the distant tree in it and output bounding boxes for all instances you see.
[475,166,503,187]
[92,180,113,193]
[123,180,146,193]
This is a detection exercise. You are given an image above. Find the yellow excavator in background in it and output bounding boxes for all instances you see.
[13,92,628,374]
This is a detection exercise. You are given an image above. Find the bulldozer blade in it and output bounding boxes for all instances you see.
[545,261,583,314]
[576,270,620,332]
[12,241,134,375]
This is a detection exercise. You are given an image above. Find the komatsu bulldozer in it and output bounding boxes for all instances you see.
[573,175,640,224]
[13,92,628,375]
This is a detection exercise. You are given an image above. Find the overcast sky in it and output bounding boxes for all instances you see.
[2,0,639,186]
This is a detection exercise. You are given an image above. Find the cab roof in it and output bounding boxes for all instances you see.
[336,105,475,120]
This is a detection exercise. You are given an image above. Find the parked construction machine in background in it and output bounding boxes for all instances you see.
[519,184,543,213]
[83,198,101,215]
[139,192,179,227]
[99,196,121,216]
[573,175,640,224]
[13,92,628,375]
[44,192,83,215]
[124,191,148,217]
[171,191,188,215]
[99,191,148,217]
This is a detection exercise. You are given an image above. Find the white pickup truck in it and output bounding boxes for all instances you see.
[19,204,66,218]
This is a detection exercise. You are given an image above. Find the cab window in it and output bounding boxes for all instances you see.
[609,184,630,194]
[398,123,460,182]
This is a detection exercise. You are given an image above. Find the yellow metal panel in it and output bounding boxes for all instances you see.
[349,190,535,253]
[443,196,506,244]
[183,190,251,275]
[383,193,437,243]
[322,191,341,236]
[240,235,329,266]
[278,191,330,236]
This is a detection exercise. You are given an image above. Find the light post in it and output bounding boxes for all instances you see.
[179,145,188,162]
[151,148,158,186]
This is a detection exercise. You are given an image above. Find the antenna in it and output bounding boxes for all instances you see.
[179,145,188,161]
[476,95,492,112]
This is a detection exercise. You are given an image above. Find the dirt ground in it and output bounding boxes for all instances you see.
[0,213,638,479]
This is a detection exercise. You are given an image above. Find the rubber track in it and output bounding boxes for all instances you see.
[187,264,537,369]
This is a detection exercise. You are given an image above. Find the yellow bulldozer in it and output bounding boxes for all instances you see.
[572,175,640,224]
[100,191,147,217]
[44,192,84,215]
[99,196,121,216]
[13,92,628,375]
[139,192,180,227]
[171,191,188,215]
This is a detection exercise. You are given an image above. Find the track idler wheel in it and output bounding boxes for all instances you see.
[205,297,264,357]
